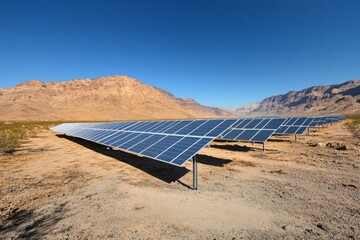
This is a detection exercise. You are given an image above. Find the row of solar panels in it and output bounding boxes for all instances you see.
[221,115,344,142]
[52,119,237,166]
[51,116,344,167]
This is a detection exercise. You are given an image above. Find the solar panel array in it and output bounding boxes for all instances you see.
[51,115,344,167]
[51,119,237,167]
[275,116,344,135]
[220,118,286,143]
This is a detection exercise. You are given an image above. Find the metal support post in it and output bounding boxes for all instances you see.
[193,156,198,190]
[295,135,297,142]
[262,143,265,152]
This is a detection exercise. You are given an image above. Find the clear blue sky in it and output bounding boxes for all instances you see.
[1,0,359,107]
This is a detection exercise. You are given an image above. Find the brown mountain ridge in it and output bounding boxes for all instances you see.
[242,80,360,116]
[0,76,232,121]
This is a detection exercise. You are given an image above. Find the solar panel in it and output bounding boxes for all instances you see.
[51,119,237,167]
[275,116,344,135]
[221,118,286,143]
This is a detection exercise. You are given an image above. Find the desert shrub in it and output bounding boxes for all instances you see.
[346,115,360,139]
[0,121,60,154]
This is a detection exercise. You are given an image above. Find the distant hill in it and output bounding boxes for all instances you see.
[233,102,260,116]
[0,76,232,121]
[237,80,360,116]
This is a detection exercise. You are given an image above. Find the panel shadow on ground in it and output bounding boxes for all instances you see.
[57,135,190,183]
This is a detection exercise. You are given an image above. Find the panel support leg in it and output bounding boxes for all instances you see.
[193,156,198,190]
[295,135,297,142]
[262,143,265,152]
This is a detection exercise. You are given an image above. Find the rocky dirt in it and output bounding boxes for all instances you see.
[0,121,359,239]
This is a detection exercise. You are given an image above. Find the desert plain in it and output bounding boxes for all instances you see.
[0,120,359,239]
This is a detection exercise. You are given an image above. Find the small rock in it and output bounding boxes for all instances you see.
[307,140,318,147]
[282,225,287,230]
[269,169,287,175]
[316,223,330,232]
[326,142,347,150]
[304,229,313,237]
[342,183,357,188]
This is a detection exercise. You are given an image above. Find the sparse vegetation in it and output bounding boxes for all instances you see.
[0,121,61,154]
[345,115,360,139]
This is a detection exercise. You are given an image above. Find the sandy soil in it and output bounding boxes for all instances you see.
[1,121,359,239]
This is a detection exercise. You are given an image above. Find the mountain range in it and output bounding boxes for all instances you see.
[235,80,360,116]
[0,76,359,121]
[0,76,231,121]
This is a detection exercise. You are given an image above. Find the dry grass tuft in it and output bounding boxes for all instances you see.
[0,121,61,154]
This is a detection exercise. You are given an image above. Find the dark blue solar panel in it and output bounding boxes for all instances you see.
[286,118,297,125]
[282,119,291,125]
[113,122,135,130]
[236,119,252,128]
[157,137,200,162]
[171,138,213,166]
[190,120,223,136]
[100,132,129,145]
[125,122,148,131]
[97,123,115,129]
[275,126,287,134]
[206,119,237,137]
[141,121,164,132]
[91,131,117,142]
[237,130,259,141]
[86,130,106,140]
[303,118,314,125]
[128,134,165,152]
[295,127,307,134]
[112,133,140,148]
[264,119,286,129]
[309,121,318,127]
[87,129,109,138]
[293,117,307,125]
[233,119,245,128]
[176,121,206,135]
[151,121,177,132]
[251,130,274,142]
[103,122,122,130]
[223,129,243,139]
[118,133,152,149]
[221,129,231,137]
[221,118,285,142]
[245,119,262,128]
[164,121,192,134]
[141,135,182,158]
[128,122,155,132]
[284,127,299,134]
[71,129,90,138]
[255,119,271,129]
[133,122,156,132]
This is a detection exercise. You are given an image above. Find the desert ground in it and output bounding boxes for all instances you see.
[1,121,359,239]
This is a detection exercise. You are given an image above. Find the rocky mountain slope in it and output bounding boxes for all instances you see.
[0,76,232,121]
[233,102,260,116]
[246,80,360,116]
